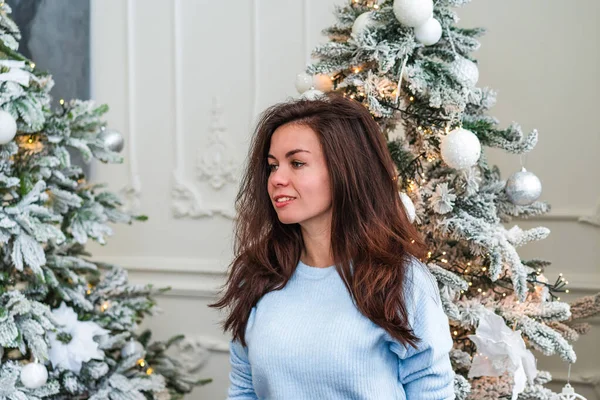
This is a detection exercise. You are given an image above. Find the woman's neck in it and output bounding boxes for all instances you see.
[300,225,334,268]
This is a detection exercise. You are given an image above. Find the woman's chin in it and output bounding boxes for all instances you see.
[277,213,300,225]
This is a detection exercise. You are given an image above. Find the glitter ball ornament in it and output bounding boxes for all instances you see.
[295,72,313,94]
[98,128,125,153]
[505,167,542,205]
[393,0,433,28]
[399,192,416,223]
[20,362,48,389]
[0,109,17,144]
[450,57,479,88]
[440,128,481,169]
[121,339,144,358]
[312,74,333,92]
[300,89,325,101]
[414,17,442,46]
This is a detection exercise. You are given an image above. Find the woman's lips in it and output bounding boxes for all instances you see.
[274,198,295,208]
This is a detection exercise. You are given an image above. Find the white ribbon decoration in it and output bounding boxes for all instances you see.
[468,309,538,400]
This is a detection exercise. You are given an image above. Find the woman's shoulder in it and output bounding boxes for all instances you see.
[403,255,441,306]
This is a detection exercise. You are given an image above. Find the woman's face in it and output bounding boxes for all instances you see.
[267,123,332,229]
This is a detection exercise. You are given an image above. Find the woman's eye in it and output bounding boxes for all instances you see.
[268,162,304,172]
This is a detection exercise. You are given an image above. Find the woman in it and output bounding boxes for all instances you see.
[209,93,455,399]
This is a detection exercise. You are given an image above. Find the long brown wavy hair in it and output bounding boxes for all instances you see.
[209,93,427,349]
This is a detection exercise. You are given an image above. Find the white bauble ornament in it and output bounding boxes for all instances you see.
[352,11,380,38]
[20,362,48,389]
[505,167,542,205]
[0,109,17,144]
[312,74,333,92]
[121,339,144,358]
[98,128,125,153]
[393,0,433,28]
[551,383,587,400]
[414,17,442,46]
[300,89,325,101]
[295,72,313,94]
[399,192,416,223]
[440,128,481,169]
[450,57,479,88]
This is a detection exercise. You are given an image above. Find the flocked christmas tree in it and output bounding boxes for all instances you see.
[0,5,209,399]
[296,0,600,399]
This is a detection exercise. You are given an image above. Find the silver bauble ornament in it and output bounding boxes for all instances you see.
[295,72,313,94]
[399,192,416,223]
[505,167,542,205]
[414,17,442,46]
[440,128,481,169]
[312,74,333,92]
[20,362,48,389]
[450,57,479,88]
[393,0,433,28]
[0,109,17,144]
[121,339,144,358]
[300,89,325,101]
[98,128,125,153]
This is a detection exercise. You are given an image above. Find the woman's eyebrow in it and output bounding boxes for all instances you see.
[267,149,311,159]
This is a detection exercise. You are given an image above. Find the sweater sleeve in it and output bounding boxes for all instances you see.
[227,339,258,400]
[390,263,456,400]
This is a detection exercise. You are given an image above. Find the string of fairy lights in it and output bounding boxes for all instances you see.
[423,249,570,301]
[85,283,155,376]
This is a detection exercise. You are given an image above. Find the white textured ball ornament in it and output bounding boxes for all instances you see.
[0,109,17,145]
[352,11,377,38]
[300,89,325,101]
[450,57,479,88]
[440,128,481,169]
[393,0,433,28]
[121,339,144,358]
[505,167,542,206]
[414,17,442,46]
[312,74,333,92]
[20,362,48,389]
[295,72,313,94]
[399,192,416,223]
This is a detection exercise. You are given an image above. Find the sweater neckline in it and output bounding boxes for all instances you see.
[296,259,336,279]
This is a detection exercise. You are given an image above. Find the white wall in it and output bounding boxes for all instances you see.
[89,0,600,399]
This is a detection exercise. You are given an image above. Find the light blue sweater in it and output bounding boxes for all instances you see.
[227,257,456,399]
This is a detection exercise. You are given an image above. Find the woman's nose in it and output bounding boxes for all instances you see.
[270,167,289,186]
